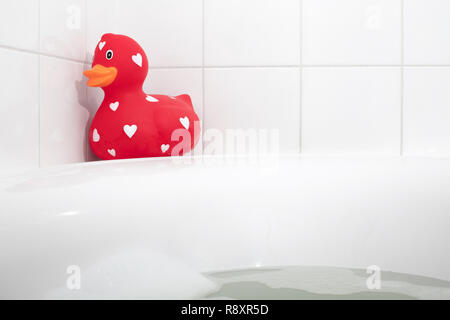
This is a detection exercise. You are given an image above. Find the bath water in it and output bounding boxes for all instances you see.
[202,266,450,300]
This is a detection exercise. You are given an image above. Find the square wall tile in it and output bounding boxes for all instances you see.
[404,0,450,64]
[302,67,401,154]
[404,67,450,156]
[87,0,203,67]
[204,68,300,154]
[0,48,39,175]
[205,0,301,66]
[40,56,89,167]
[0,0,39,51]
[303,0,401,65]
[40,0,86,61]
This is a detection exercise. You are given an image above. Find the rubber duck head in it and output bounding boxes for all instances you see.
[83,33,149,91]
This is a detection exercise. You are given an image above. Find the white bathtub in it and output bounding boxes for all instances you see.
[1,155,450,299]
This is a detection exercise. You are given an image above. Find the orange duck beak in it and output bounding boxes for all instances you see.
[83,64,118,87]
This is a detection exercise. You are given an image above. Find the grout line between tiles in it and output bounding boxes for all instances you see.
[299,0,303,154]
[38,0,41,168]
[400,0,405,156]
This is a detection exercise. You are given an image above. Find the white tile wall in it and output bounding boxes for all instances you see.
[204,68,300,154]
[86,0,203,67]
[404,67,450,156]
[40,0,86,61]
[302,67,401,155]
[39,56,89,167]
[0,48,39,175]
[204,0,301,66]
[303,0,402,65]
[1,0,450,174]
[404,0,450,64]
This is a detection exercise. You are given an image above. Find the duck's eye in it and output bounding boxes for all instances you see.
[106,50,113,60]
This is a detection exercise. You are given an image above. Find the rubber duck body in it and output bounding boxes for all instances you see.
[84,33,200,160]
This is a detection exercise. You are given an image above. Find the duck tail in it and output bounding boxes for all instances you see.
[176,94,193,109]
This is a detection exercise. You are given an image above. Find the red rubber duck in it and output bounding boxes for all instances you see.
[84,33,200,160]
